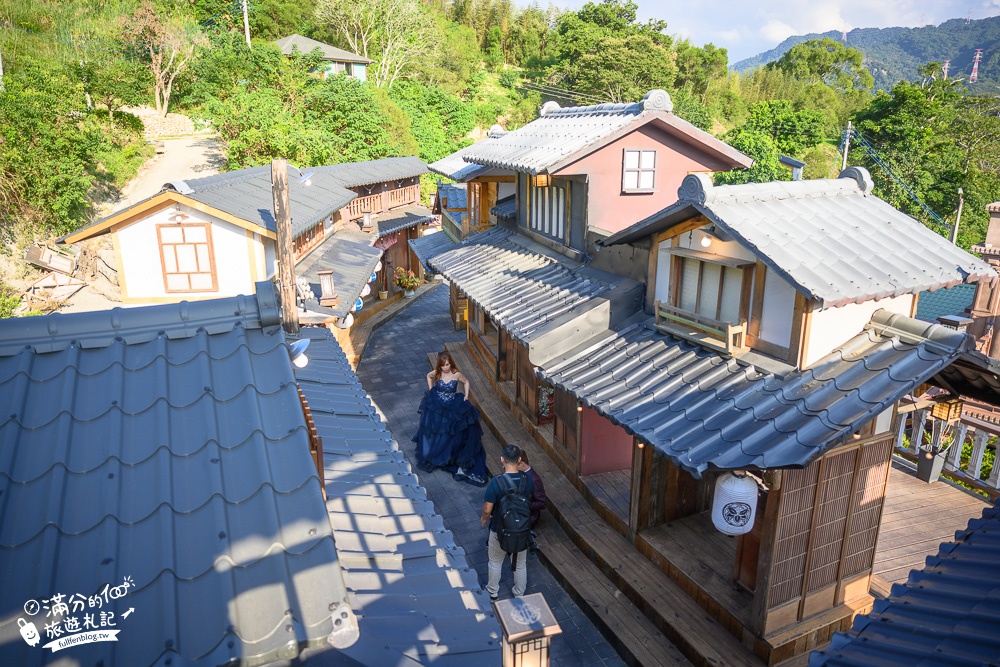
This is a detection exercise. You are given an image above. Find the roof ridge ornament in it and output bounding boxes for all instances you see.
[677,173,716,204]
[487,124,506,138]
[642,89,673,112]
[839,166,874,194]
[539,101,561,117]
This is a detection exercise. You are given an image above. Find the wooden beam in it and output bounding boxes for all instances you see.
[271,159,299,335]
[749,470,783,635]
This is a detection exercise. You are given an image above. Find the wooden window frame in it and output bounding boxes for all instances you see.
[156,222,218,293]
[622,149,657,193]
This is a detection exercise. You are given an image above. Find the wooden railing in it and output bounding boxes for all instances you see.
[389,184,418,207]
[348,193,383,220]
[896,406,999,498]
[654,301,748,355]
[297,385,326,500]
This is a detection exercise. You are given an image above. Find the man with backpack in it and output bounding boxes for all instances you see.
[480,444,534,601]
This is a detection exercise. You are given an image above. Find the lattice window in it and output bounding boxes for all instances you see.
[623,149,656,191]
[157,223,217,293]
[768,465,819,608]
[529,182,566,241]
[842,436,893,577]
[806,449,857,592]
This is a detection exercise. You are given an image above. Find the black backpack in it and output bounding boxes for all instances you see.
[495,474,532,571]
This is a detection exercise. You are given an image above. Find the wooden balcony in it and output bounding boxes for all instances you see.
[347,193,383,220]
[389,184,418,208]
[347,186,420,221]
[654,300,748,355]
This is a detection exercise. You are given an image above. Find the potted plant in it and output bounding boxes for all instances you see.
[393,266,420,297]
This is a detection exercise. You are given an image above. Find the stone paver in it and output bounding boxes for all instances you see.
[356,283,626,667]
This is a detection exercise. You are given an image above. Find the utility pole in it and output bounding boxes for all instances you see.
[0,47,5,92]
[951,187,965,245]
[271,159,299,334]
[241,0,252,50]
[841,121,852,171]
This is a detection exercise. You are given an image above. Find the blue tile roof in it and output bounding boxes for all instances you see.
[810,500,1000,667]
[916,284,977,323]
[0,283,358,665]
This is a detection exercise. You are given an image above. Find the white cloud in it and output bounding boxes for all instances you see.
[759,20,797,44]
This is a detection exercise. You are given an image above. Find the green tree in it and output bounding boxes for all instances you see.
[769,37,874,92]
[74,59,150,123]
[714,128,786,185]
[741,100,826,155]
[675,41,728,97]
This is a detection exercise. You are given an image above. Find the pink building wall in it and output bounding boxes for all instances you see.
[555,123,735,235]
[578,407,633,475]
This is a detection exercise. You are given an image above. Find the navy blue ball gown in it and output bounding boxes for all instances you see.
[413,379,489,485]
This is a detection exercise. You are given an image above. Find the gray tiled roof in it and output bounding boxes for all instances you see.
[490,194,516,220]
[428,125,506,181]
[374,204,434,238]
[297,229,383,319]
[275,34,373,63]
[409,231,458,271]
[810,500,1000,667]
[916,284,976,322]
[601,169,997,309]
[294,327,501,664]
[464,90,752,175]
[538,311,975,477]
[430,227,643,365]
[0,283,358,666]
[164,158,428,238]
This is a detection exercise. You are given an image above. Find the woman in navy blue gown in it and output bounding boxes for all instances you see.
[413,351,489,486]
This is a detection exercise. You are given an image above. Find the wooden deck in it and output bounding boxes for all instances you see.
[582,469,631,526]
[872,457,989,591]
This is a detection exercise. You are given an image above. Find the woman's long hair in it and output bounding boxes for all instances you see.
[434,351,459,381]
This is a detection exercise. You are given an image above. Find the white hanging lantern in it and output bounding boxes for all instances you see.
[369,272,377,283]
[352,297,364,312]
[360,283,372,297]
[336,312,354,329]
[374,260,383,272]
[712,472,758,536]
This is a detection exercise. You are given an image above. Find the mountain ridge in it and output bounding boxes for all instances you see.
[732,15,1000,93]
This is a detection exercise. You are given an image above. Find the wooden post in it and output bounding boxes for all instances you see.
[966,430,989,480]
[272,159,299,334]
[946,423,968,471]
[912,410,928,454]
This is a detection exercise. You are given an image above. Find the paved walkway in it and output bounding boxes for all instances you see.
[356,284,625,667]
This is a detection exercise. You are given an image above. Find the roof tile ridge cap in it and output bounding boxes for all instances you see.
[868,309,971,352]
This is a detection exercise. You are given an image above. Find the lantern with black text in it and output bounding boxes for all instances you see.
[712,472,758,536]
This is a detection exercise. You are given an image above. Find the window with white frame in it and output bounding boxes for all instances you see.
[623,149,656,192]
[529,182,566,241]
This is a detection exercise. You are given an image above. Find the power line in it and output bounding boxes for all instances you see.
[844,126,950,234]
[516,80,607,106]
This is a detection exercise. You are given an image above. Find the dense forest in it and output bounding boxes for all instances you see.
[3,0,1000,303]
[734,16,1000,93]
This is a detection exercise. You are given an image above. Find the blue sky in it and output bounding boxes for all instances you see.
[547,0,1000,63]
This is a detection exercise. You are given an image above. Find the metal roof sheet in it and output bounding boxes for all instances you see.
[0,283,358,666]
[293,327,501,664]
[601,170,997,309]
[429,227,641,354]
[374,204,434,238]
[428,126,507,181]
[297,229,383,319]
[464,90,751,175]
[810,500,1000,667]
[409,231,458,271]
[537,311,975,477]
[490,195,516,220]
[916,284,976,323]
[274,34,373,63]
[164,158,428,238]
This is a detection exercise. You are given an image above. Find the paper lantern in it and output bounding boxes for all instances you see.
[336,313,354,329]
[374,261,383,272]
[369,272,377,283]
[352,297,363,312]
[360,284,371,297]
[712,472,757,536]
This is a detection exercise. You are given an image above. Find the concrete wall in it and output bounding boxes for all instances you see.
[555,123,735,235]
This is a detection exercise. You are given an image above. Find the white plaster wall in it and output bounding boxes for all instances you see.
[759,269,796,346]
[117,203,255,300]
[804,294,914,367]
[264,238,276,279]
